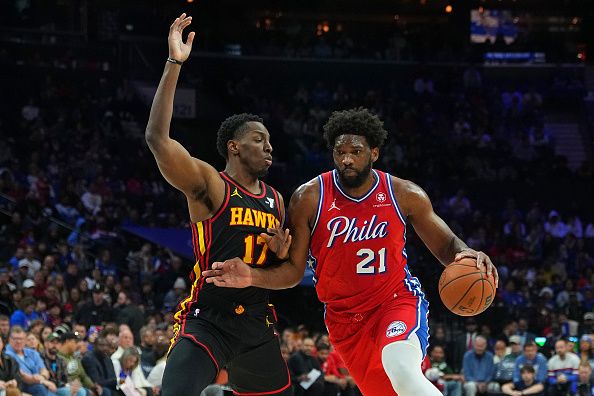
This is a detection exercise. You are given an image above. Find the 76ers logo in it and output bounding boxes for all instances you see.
[376,192,386,203]
[386,321,407,338]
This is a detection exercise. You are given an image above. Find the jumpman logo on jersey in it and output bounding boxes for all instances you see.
[265,315,274,327]
[328,199,341,211]
[231,188,242,198]
[265,197,275,208]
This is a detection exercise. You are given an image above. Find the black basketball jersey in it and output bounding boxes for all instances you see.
[174,172,283,323]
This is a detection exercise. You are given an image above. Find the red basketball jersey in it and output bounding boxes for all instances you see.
[309,169,424,314]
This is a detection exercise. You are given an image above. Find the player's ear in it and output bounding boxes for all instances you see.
[227,140,239,156]
[371,147,379,163]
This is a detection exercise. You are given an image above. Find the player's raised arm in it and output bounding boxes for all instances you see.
[145,13,223,213]
[396,177,498,287]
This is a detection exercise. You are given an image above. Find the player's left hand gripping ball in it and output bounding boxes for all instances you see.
[455,248,498,288]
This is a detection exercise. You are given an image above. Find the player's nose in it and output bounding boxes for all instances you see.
[264,141,273,153]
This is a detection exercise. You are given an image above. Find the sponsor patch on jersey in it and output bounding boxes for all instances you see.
[376,192,386,203]
[386,321,407,338]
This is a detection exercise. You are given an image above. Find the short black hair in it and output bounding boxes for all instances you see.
[323,107,388,150]
[520,365,535,374]
[216,113,264,159]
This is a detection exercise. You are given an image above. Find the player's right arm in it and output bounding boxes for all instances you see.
[204,178,319,289]
[145,14,224,221]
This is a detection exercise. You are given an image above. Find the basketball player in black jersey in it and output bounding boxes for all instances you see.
[145,14,293,396]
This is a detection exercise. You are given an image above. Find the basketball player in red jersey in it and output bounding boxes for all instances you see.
[146,14,292,396]
[205,108,498,395]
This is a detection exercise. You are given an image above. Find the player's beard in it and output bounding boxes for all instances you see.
[338,161,372,189]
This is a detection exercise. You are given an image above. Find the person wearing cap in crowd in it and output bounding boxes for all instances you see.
[513,340,548,386]
[0,333,22,396]
[21,279,35,299]
[57,330,107,396]
[42,331,71,395]
[9,297,38,330]
[17,247,41,280]
[545,210,570,239]
[489,335,524,393]
[577,335,594,379]
[580,313,594,336]
[82,332,118,396]
[5,325,55,396]
[75,284,114,328]
[161,278,185,311]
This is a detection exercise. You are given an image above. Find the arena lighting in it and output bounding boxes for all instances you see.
[445,4,453,13]
[186,0,194,3]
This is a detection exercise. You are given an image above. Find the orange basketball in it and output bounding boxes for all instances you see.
[438,258,496,316]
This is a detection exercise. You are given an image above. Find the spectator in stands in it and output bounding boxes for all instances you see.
[6,326,55,396]
[288,337,324,396]
[57,331,105,396]
[453,318,479,372]
[115,291,144,345]
[515,319,537,347]
[547,338,580,395]
[112,347,152,396]
[490,335,524,393]
[9,297,38,330]
[111,326,152,393]
[146,335,169,391]
[0,315,9,342]
[138,326,156,378]
[513,341,548,385]
[75,284,114,328]
[575,361,594,395]
[501,365,545,396]
[463,335,494,396]
[428,344,462,396]
[316,343,348,396]
[0,334,21,396]
[82,333,118,395]
[41,332,70,395]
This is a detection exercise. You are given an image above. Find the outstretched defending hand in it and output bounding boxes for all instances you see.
[455,248,499,288]
[203,258,252,288]
[260,225,292,260]
[168,13,195,62]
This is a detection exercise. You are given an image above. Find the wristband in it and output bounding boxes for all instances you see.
[166,57,183,65]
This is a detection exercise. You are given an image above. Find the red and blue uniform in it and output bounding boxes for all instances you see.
[309,169,430,396]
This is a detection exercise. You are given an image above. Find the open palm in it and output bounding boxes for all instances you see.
[168,13,195,62]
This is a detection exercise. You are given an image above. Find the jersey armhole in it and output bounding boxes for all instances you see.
[386,173,407,226]
[270,187,283,226]
[209,176,231,223]
[311,175,324,235]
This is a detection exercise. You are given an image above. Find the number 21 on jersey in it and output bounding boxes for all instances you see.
[356,248,387,274]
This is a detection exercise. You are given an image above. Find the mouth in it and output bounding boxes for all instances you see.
[343,168,357,176]
[264,158,273,167]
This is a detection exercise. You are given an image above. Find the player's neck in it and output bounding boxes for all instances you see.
[339,171,377,198]
[224,166,261,194]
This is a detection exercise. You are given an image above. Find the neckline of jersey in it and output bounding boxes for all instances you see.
[221,172,267,198]
[331,169,380,203]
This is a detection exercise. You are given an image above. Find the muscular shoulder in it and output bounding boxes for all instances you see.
[389,176,431,218]
[288,177,320,226]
